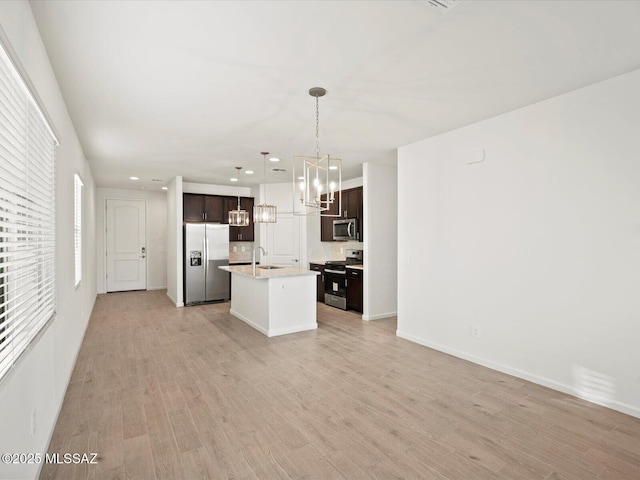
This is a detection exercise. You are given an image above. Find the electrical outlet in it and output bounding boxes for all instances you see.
[340,247,344,254]
[471,326,481,338]
[233,246,237,253]
[31,409,36,437]
[241,246,246,252]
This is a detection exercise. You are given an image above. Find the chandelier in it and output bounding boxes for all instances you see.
[228,166,250,226]
[293,87,341,216]
[253,151,277,223]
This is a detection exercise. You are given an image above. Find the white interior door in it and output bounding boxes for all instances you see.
[266,214,300,267]
[106,199,147,292]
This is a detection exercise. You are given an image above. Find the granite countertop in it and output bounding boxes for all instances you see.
[309,260,364,270]
[220,265,319,279]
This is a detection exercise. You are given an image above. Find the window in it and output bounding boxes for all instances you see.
[0,40,58,382]
[74,173,83,288]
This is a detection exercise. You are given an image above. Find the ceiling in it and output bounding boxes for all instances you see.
[30,0,640,190]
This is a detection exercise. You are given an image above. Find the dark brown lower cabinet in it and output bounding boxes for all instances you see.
[346,267,363,312]
[309,263,325,302]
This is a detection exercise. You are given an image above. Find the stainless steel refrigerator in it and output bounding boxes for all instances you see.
[184,223,230,305]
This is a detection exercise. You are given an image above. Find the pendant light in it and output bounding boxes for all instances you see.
[228,167,250,226]
[254,151,277,223]
[293,87,341,216]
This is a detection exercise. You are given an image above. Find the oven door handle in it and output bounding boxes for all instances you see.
[325,269,346,275]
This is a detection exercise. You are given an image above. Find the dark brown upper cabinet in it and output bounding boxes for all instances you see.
[184,194,253,241]
[319,186,363,242]
[224,196,255,242]
[184,193,224,222]
[204,195,225,223]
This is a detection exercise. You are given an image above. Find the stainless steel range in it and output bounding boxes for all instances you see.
[324,249,363,310]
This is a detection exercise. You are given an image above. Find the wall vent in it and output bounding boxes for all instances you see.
[424,0,464,14]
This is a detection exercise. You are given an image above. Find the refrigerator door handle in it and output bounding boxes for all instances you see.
[203,235,208,280]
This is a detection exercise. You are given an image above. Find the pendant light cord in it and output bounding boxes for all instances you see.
[262,152,269,205]
[236,167,241,209]
[315,93,320,162]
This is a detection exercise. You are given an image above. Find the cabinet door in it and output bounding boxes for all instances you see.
[310,263,325,302]
[226,196,255,241]
[342,188,360,219]
[343,187,363,241]
[224,197,238,240]
[204,195,225,223]
[184,194,204,222]
[356,187,363,242]
[346,269,363,312]
[239,197,255,241]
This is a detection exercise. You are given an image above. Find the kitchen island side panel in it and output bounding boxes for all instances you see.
[268,276,317,336]
[230,273,270,335]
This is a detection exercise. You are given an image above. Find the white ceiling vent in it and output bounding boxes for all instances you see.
[423,0,464,14]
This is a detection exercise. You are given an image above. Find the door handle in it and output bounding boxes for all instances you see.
[204,237,208,278]
[140,246,146,258]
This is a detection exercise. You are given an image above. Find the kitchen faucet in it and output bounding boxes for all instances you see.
[252,246,266,274]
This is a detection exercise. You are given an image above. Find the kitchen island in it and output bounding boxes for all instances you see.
[219,265,319,337]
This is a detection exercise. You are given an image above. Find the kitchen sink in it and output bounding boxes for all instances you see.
[257,265,284,270]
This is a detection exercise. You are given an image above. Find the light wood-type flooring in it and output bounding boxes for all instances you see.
[40,290,640,479]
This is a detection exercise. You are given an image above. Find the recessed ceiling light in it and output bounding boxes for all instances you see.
[245,170,254,175]
[162,187,168,190]
[230,178,238,182]
[329,165,338,170]
[297,176,304,180]
[269,157,280,162]
[129,176,139,180]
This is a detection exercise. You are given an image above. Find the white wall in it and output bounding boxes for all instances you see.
[166,176,182,306]
[95,188,167,293]
[363,164,397,320]
[0,3,97,479]
[183,181,251,197]
[397,68,640,418]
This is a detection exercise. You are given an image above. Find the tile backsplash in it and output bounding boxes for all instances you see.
[229,242,254,263]
[308,240,364,262]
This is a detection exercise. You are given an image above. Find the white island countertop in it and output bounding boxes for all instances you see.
[220,265,319,279]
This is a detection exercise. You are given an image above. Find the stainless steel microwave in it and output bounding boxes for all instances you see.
[333,218,359,241]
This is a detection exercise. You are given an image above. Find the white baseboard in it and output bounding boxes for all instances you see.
[166,291,183,307]
[268,323,317,337]
[230,309,268,335]
[147,286,167,291]
[363,311,397,321]
[230,309,317,337]
[396,330,640,419]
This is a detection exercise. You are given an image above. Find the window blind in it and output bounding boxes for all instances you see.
[74,173,82,288]
[0,42,57,382]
